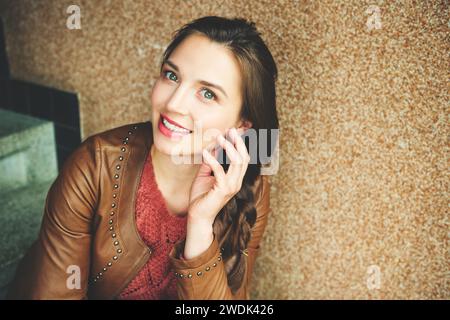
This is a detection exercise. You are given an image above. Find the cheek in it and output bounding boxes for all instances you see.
[193,113,234,147]
[196,108,238,132]
[151,82,166,111]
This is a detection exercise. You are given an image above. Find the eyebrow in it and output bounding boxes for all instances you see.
[163,59,229,98]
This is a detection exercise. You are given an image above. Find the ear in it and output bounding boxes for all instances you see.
[236,120,252,135]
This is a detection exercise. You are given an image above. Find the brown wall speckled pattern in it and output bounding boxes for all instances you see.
[1,0,448,299]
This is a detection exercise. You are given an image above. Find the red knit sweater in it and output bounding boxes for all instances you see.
[118,150,187,300]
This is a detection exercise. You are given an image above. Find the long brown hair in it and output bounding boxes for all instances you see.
[160,16,278,294]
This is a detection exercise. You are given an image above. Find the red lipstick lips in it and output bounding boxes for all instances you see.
[161,114,192,132]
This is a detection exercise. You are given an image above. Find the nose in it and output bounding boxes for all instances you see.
[166,85,190,115]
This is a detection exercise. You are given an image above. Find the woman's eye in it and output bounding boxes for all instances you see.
[200,88,216,101]
[163,70,177,82]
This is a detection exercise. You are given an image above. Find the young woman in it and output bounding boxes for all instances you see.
[7,15,278,300]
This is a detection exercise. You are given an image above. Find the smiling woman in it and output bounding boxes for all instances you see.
[6,15,278,300]
[149,16,279,297]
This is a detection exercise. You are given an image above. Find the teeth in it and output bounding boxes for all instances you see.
[162,117,190,134]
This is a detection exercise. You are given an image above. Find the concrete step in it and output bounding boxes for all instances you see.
[0,109,58,192]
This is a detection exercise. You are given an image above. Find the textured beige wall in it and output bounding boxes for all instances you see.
[1,0,448,299]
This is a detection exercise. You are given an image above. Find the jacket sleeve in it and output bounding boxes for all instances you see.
[169,175,271,300]
[6,136,100,300]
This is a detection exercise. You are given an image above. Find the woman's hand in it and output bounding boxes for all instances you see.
[187,127,251,225]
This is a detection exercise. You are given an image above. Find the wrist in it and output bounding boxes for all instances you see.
[187,213,215,227]
[184,216,214,260]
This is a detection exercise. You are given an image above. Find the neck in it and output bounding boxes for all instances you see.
[150,144,201,193]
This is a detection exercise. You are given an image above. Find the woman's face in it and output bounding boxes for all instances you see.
[150,33,247,158]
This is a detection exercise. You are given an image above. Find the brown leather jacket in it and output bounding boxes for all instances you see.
[6,121,271,300]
